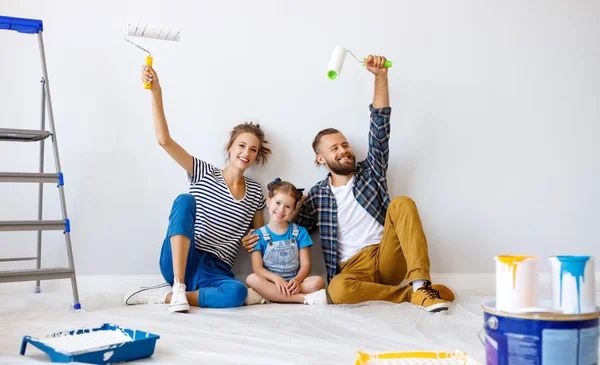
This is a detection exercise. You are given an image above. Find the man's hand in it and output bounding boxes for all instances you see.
[289,195,307,222]
[365,55,389,76]
[273,276,291,297]
[287,277,301,295]
[241,230,260,253]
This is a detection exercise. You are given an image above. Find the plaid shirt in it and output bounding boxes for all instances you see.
[294,104,392,283]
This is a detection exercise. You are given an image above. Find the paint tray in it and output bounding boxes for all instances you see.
[20,323,159,364]
[356,350,481,365]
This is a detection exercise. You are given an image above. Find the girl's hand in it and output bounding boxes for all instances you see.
[287,278,301,295]
[273,276,290,297]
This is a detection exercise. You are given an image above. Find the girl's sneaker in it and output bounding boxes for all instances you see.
[245,288,269,305]
[303,289,328,305]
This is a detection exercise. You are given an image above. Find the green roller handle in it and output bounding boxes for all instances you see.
[362,58,393,68]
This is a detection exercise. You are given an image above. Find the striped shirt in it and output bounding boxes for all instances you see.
[294,104,392,282]
[188,157,266,267]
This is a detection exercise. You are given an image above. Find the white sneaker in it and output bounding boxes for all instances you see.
[245,288,269,306]
[124,283,171,305]
[303,289,328,305]
[168,278,190,313]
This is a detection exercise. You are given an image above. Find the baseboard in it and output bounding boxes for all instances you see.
[430,272,600,291]
[429,273,495,291]
[77,272,600,291]
[3,273,599,294]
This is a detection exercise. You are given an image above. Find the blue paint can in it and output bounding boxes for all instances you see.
[482,300,599,365]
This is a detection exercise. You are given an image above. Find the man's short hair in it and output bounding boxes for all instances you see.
[312,128,341,154]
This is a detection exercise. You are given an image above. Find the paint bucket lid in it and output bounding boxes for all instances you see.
[482,300,600,321]
[514,306,563,315]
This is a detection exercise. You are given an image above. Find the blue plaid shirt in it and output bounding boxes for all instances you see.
[295,104,392,283]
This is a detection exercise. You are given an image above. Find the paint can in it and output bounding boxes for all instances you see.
[495,256,539,312]
[549,256,596,314]
[481,301,599,365]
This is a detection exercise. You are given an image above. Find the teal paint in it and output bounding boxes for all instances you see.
[556,256,590,314]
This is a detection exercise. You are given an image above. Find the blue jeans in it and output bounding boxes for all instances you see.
[159,194,247,308]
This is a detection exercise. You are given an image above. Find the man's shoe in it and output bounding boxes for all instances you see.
[431,284,456,302]
[124,283,171,305]
[168,278,190,313]
[411,282,450,312]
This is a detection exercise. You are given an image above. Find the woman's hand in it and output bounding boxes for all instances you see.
[242,230,260,252]
[142,65,161,92]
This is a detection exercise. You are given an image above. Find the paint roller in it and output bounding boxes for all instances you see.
[327,46,392,80]
[124,23,181,89]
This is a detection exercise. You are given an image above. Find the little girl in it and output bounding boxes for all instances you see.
[245,179,327,305]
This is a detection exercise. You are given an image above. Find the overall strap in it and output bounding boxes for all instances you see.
[259,226,271,243]
[291,224,300,240]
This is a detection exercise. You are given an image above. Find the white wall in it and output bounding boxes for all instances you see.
[1,0,599,277]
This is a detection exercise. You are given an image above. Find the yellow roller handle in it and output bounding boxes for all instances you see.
[144,56,153,89]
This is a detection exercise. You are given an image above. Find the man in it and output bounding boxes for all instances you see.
[291,55,454,311]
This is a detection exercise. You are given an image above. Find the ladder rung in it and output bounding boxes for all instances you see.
[0,128,51,142]
[0,172,60,183]
[0,257,37,262]
[0,16,44,35]
[0,220,65,231]
[0,268,74,283]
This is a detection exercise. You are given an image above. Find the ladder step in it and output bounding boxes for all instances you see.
[0,128,51,142]
[0,257,37,262]
[0,220,65,232]
[0,16,44,35]
[0,268,74,283]
[0,172,60,183]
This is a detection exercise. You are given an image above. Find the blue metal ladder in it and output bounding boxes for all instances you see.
[0,16,80,310]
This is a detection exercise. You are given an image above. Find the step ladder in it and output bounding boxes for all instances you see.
[0,16,80,309]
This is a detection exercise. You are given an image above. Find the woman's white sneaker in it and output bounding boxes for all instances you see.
[168,278,190,313]
[124,283,171,305]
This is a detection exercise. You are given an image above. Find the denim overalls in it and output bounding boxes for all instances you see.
[260,224,300,280]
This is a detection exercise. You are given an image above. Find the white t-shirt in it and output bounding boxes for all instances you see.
[330,175,384,264]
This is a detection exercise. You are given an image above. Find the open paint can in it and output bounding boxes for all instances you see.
[494,256,539,312]
[481,300,599,365]
[549,256,596,314]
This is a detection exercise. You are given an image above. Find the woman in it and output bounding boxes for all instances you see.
[124,66,271,312]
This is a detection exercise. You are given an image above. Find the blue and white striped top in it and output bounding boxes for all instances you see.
[187,157,265,267]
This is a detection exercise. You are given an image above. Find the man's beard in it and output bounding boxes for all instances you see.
[325,153,356,175]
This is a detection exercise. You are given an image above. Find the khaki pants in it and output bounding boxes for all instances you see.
[327,196,431,304]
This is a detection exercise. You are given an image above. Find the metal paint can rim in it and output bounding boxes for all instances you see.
[482,300,600,321]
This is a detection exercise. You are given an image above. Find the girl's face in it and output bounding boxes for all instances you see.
[267,192,297,224]
[228,132,261,171]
